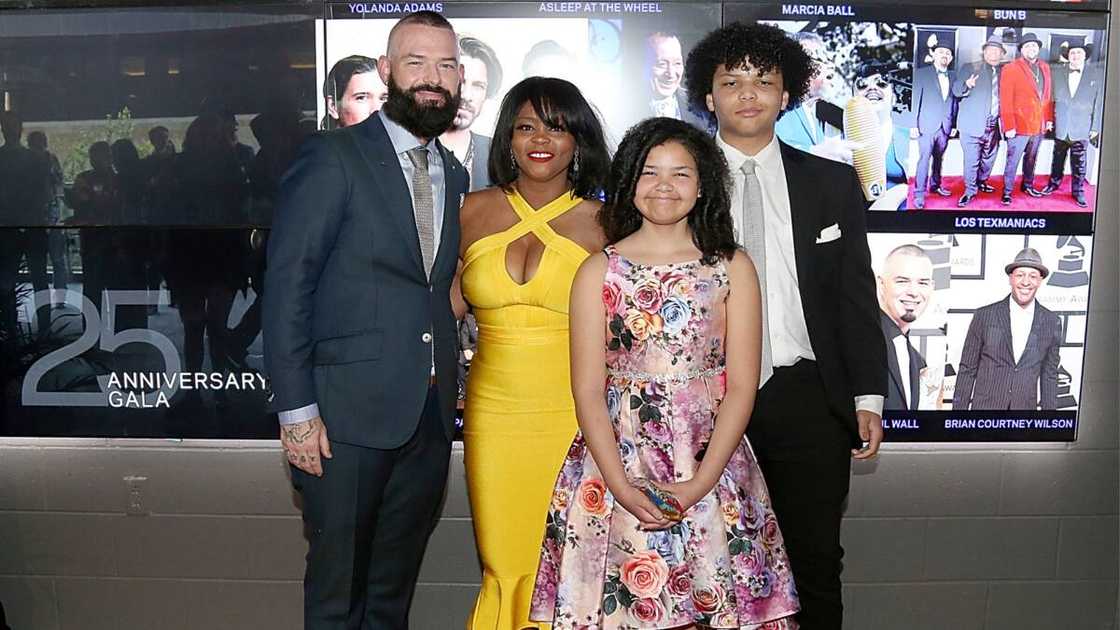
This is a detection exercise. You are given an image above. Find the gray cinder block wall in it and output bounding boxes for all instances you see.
[2,12,1118,630]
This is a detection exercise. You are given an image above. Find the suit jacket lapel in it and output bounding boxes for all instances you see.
[907,344,922,410]
[434,140,460,274]
[999,296,1016,365]
[779,142,819,307]
[353,115,425,276]
[1021,301,1045,367]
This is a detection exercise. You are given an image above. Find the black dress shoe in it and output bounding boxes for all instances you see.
[1001,191,1012,205]
[958,194,974,207]
[978,182,996,193]
[1075,195,1088,208]
[1041,183,1059,195]
[930,186,953,197]
[1022,186,1043,198]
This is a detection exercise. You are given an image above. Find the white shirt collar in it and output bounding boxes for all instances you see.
[716,131,781,173]
[1010,297,1036,317]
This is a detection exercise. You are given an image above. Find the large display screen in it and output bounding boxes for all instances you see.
[0,1,1107,442]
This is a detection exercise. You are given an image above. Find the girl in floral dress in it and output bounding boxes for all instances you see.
[529,117,799,630]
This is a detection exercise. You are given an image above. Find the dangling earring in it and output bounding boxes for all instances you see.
[570,147,580,180]
[510,148,518,172]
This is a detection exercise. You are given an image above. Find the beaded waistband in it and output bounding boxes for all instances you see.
[608,365,724,384]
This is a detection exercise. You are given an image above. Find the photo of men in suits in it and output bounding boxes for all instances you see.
[878,245,934,410]
[1043,40,1102,208]
[264,11,469,628]
[953,35,1005,207]
[952,248,1062,411]
[440,35,501,191]
[999,32,1052,205]
[909,39,957,209]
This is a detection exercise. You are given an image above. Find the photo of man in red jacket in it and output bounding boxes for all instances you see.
[999,32,1053,205]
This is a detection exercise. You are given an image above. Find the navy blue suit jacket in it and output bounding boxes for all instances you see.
[263,115,468,448]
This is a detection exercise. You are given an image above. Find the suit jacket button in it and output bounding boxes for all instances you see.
[421,332,433,343]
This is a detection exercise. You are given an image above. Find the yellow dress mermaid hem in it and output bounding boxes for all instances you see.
[461,189,589,630]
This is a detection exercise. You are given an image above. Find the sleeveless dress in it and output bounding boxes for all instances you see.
[529,246,800,630]
[461,189,591,630]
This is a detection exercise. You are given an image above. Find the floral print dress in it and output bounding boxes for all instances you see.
[530,246,799,630]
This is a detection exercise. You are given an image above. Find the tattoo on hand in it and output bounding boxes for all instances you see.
[282,419,319,445]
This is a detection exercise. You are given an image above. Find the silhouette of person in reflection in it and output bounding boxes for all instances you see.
[162,111,252,408]
[67,141,119,317]
[27,131,70,296]
[0,112,50,331]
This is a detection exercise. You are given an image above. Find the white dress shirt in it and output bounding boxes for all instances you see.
[937,71,950,101]
[716,132,884,416]
[278,111,447,426]
[892,334,913,408]
[1010,299,1036,364]
[1068,68,1083,99]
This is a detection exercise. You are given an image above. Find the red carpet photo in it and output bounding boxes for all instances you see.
[907,175,1096,212]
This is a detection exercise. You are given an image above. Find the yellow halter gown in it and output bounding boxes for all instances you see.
[461,189,590,630]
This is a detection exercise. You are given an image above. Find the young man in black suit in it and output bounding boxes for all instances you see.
[263,11,469,629]
[684,22,887,629]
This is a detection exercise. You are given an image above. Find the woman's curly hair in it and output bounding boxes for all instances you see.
[599,117,736,265]
[683,22,816,128]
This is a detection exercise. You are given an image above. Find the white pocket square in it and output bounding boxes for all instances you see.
[815,224,842,244]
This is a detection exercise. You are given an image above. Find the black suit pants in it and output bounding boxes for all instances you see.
[961,115,1002,195]
[914,127,950,199]
[292,386,451,630]
[1003,133,1042,192]
[746,360,852,630]
[1048,137,1088,195]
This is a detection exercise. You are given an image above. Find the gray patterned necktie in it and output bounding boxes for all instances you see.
[740,159,773,386]
[407,146,435,278]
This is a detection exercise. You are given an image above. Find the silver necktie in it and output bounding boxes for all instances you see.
[740,159,773,386]
[407,146,435,278]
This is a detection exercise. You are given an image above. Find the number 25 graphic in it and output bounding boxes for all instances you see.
[22,289,182,407]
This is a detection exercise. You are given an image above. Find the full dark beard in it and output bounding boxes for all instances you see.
[382,78,461,139]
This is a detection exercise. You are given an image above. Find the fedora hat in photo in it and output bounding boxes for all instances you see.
[1005,247,1050,278]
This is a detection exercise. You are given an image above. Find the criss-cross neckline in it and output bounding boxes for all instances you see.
[464,188,589,288]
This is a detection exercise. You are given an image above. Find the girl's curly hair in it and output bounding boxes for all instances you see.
[599,117,737,265]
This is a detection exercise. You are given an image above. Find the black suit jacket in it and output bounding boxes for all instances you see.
[263,114,468,448]
[912,66,958,136]
[952,296,1062,411]
[468,132,491,191]
[778,142,888,444]
[952,61,1002,137]
[1051,66,1103,141]
[880,312,925,411]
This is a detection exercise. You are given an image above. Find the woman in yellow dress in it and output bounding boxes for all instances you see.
[453,77,611,630]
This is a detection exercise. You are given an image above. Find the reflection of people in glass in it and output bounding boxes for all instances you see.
[909,43,957,209]
[878,245,933,410]
[27,131,70,296]
[322,55,387,130]
[441,36,502,190]
[1044,41,1101,208]
[952,248,1061,411]
[999,32,1052,205]
[453,77,610,630]
[0,112,50,331]
[164,112,252,407]
[67,142,119,315]
[953,35,1006,207]
[148,125,176,157]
